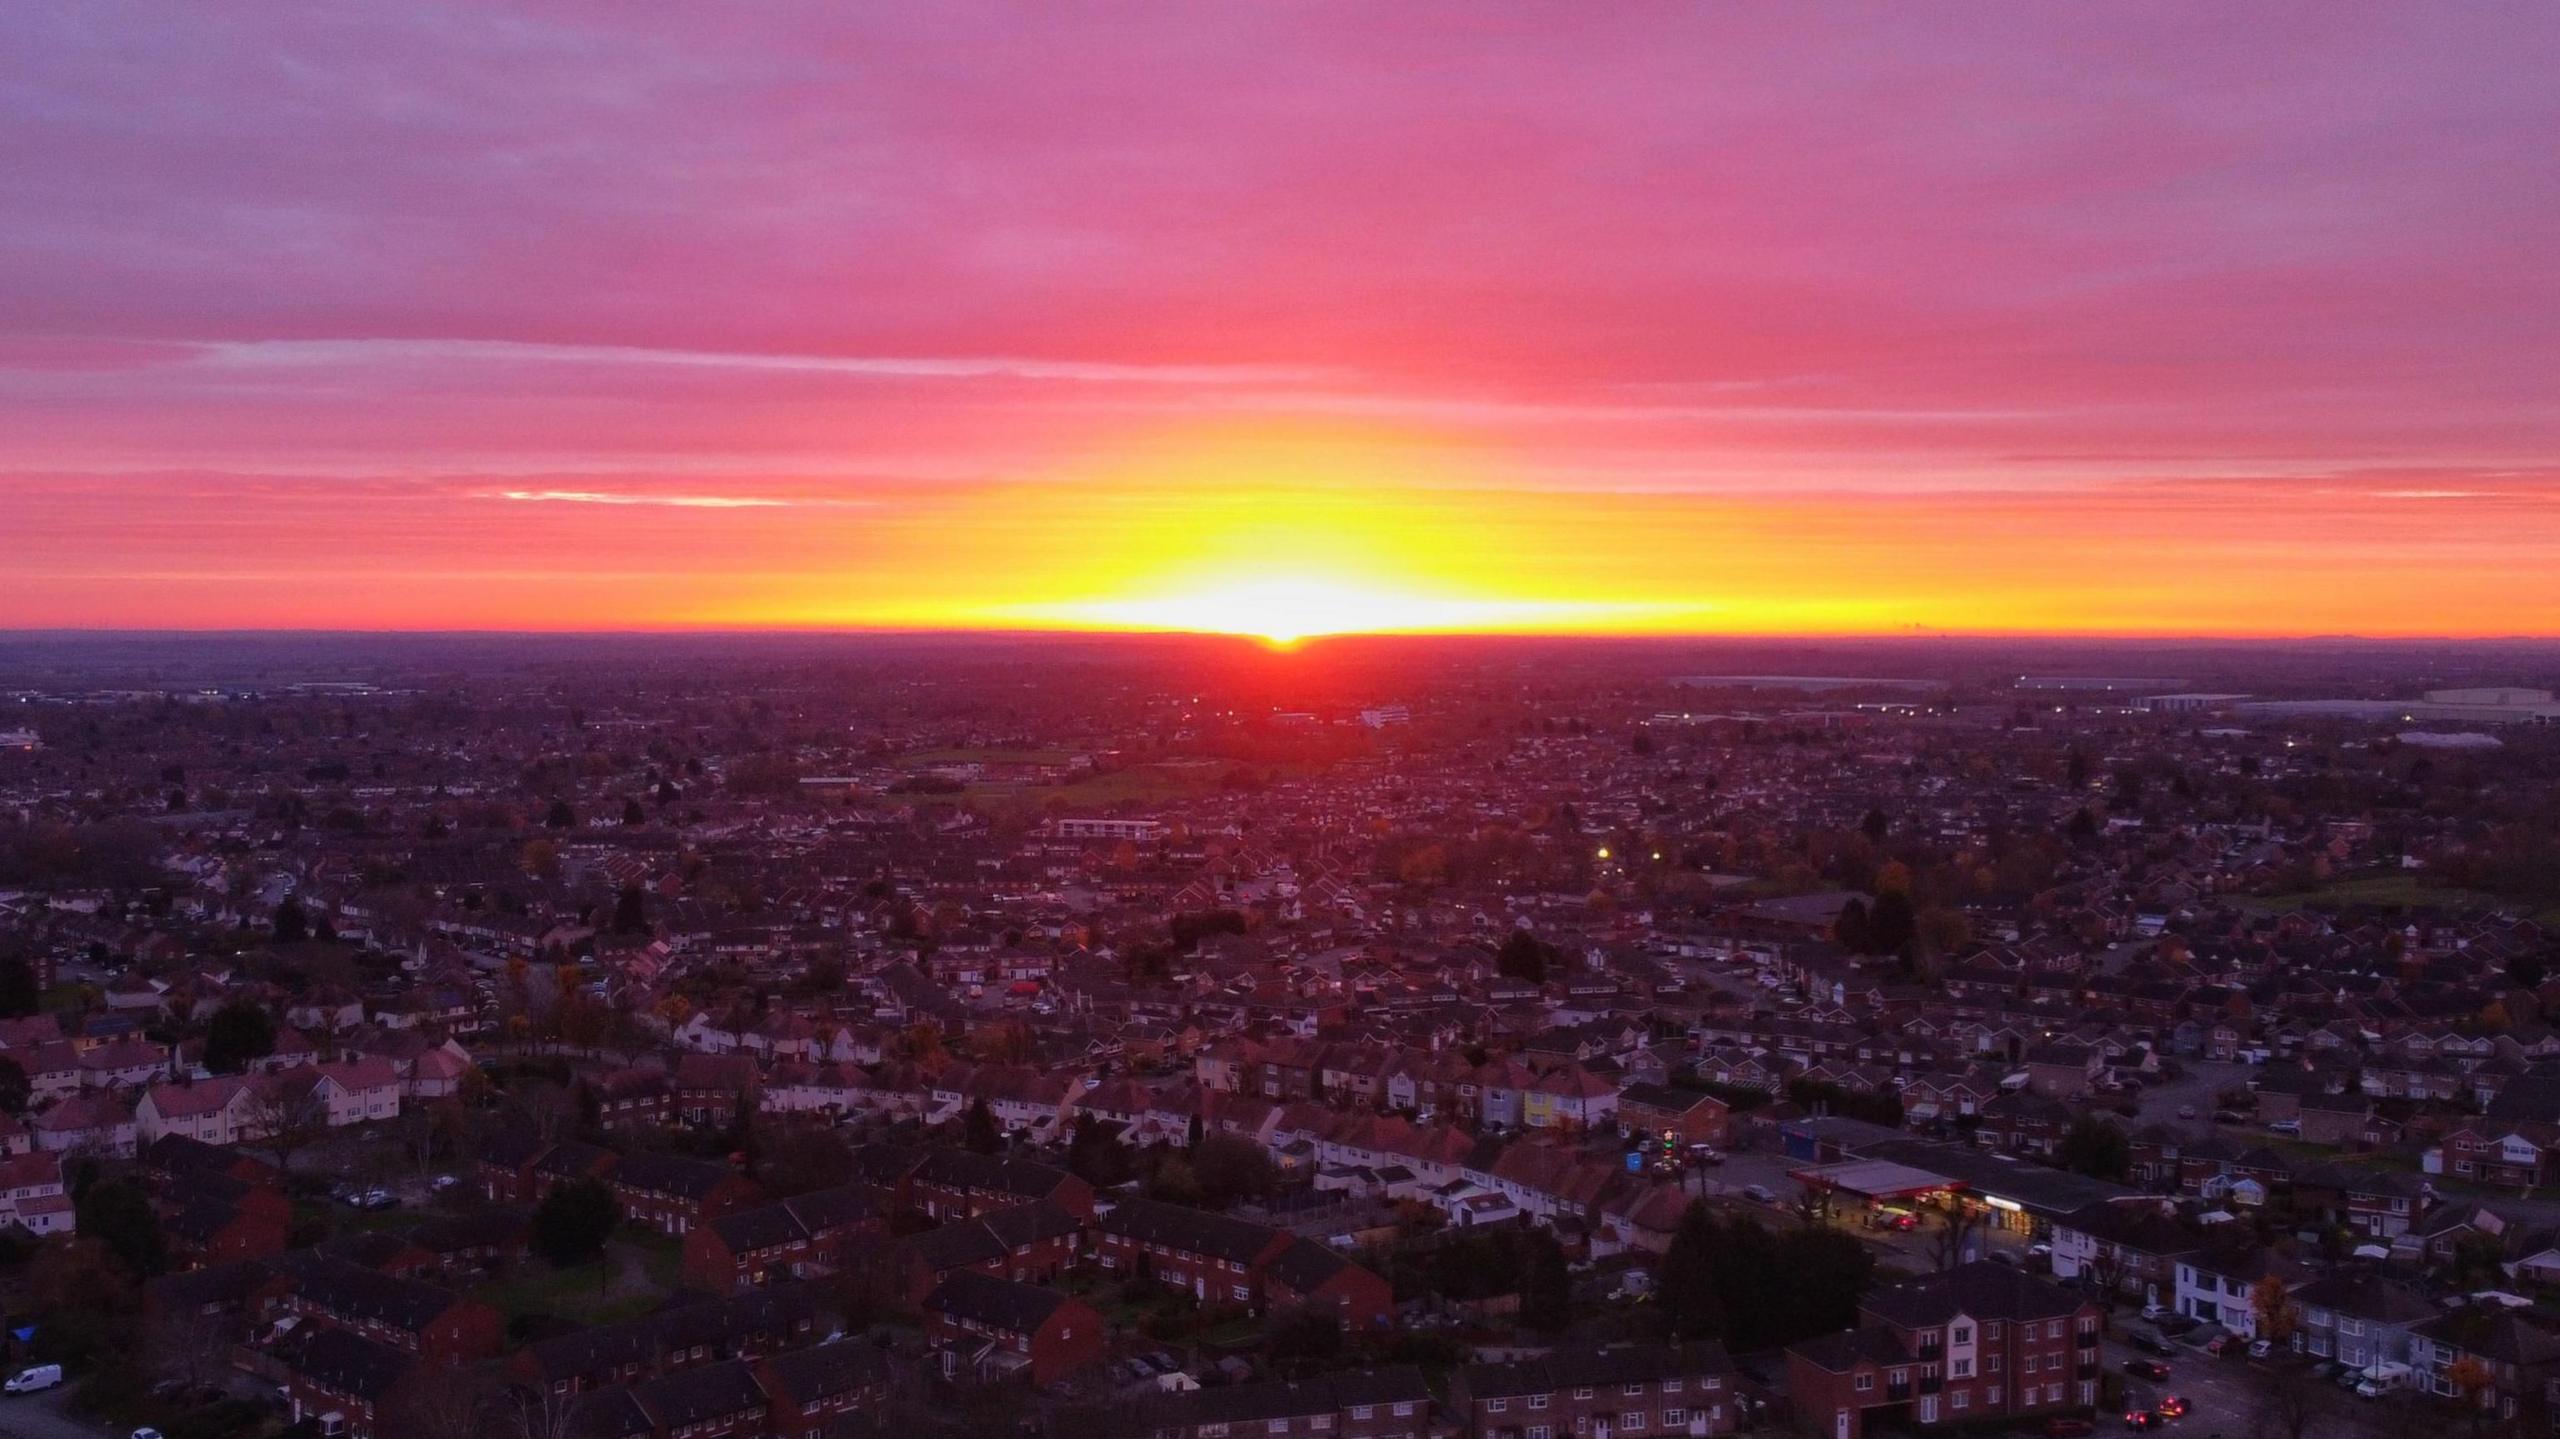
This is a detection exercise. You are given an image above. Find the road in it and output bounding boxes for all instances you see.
[0,1388,107,1439]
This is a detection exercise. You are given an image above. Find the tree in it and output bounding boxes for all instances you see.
[2057,1115,2132,1181]
[1266,1305,1346,1378]
[531,1177,620,1268]
[203,1000,278,1074]
[144,1305,233,1396]
[2246,1356,2332,1439]
[1656,1201,1726,1341]
[2446,1354,2497,1433]
[0,1054,28,1116]
[384,1358,502,1439]
[612,882,649,936]
[1926,1201,1987,1271]
[1860,808,1889,845]
[1496,929,1553,984]
[248,1078,334,1174]
[1865,889,1917,956]
[2250,1273,2300,1349]
[545,799,577,830]
[962,1096,1001,1154]
[273,896,310,944]
[621,797,647,827]
[0,955,39,1017]
[1519,1228,1572,1333]
[1189,1132,1278,1209]
[77,1176,169,1279]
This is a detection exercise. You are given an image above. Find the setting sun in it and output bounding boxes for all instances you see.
[1025,576,1655,645]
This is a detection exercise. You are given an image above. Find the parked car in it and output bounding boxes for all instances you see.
[2267,1119,2301,1136]
[5,1365,63,1395]
[2121,1410,2164,1432]
[2124,1359,2172,1381]
[2247,1338,2274,1360]
[2130,1330,2176,1357]
[1741,1184,1777,1204]
[2177,1105,2197,1119]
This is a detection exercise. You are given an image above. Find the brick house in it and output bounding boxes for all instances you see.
[674,1054,763,1127]
[1786,1262,2102,1439]
[1451,1341,1740,1439]
[609,1150,762,1238]
[1132,1367,1434,1439]
[513,1285,826,1395]
[681,1185,881,1291]
[1093,1197,1291,1308]
[271,1325,411,1439]
[266,1255,506,1363]
[922,1271,1105,1385]
[755,1340,893,1438]
[884,1200,1086,1303]
[907,1150,1093,1223]
[1613,1085,1732,1149]
[1262,1234,1396,1331]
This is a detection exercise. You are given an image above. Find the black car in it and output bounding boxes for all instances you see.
[2124,1358,2172,1381]
[2122,1411,2163,1432]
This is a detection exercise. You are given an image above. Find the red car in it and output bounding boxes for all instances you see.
[2122,1411,2164,1432]
[2124,1358,2172,1381]
[2156,1396,2188,1420]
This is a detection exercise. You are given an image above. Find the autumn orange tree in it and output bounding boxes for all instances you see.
[2250,1273,2300,1349]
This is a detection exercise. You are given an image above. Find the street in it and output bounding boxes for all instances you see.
[0,1388,107,1439]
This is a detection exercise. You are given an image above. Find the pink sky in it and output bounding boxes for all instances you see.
[5,4,2559,633]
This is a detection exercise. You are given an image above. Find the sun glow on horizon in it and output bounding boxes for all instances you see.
[1015,576,1671,645]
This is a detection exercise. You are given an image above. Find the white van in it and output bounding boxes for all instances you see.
[4,1365,63,1395]
[2356,1362,2414,1398]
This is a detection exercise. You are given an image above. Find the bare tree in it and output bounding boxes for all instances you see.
[384,1357,502,1439]
[503,1380,589,1439]
[2247,1361,2333,1439]
[247,1077,335,1174]
[1926,1202,1988,1271]
[144,1306,234,1395]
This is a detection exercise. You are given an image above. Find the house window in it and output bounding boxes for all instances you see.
[1620,1415,1643,1432]
[1489,1400,1507,1414]
[1528,1396,1549,1410]
[1529,1429,1550,1439]
[1951,1392,1969,1411]
[1350,1409,1371,1421]
[1854,1375,1874,1393]
[1662,1412,1684,1429]
[1953,1360,1972,1379]
[1954,1326,1971,1345]
[1269,1422,1289,1435]
[1624,1384,1645,1396]
[1573,1389,1592,1401]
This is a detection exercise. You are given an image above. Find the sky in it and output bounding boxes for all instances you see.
[5,3,2560,639]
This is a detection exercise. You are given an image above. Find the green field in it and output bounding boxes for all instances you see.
[900,747,1084,767]
[2232,872,2559,923]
